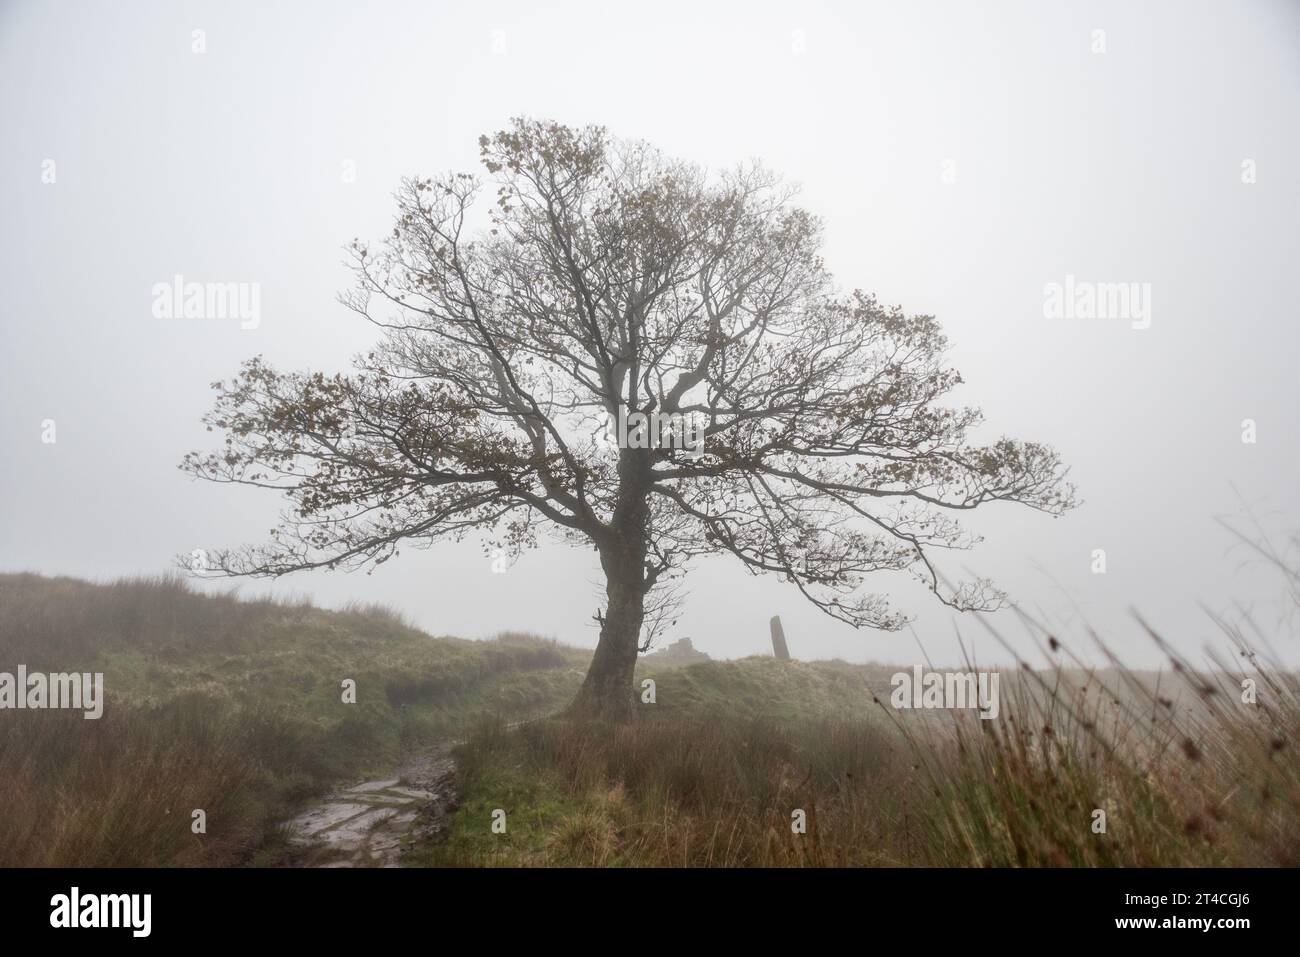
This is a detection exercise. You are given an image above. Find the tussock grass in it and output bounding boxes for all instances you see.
[0,573,587,867]
[419,567,1299,868]
[418,711,910,866]
[5,544,1297,868]
[420,646,1297,867]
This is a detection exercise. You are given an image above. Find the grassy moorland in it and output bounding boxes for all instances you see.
[412,645,1297,867]
[406,603,1299,868]
[1,570,1296,869]
[0,573,587,866]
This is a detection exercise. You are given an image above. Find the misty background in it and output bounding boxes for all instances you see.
[2,0,1298,667]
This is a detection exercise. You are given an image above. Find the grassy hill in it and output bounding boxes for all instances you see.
[0,573,588,866]
[2,572,1296,868]
[414,643,1299,868]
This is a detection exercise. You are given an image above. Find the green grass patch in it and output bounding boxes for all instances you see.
[0,573,587,866]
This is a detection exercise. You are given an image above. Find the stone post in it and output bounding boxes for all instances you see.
[770,615,791,661]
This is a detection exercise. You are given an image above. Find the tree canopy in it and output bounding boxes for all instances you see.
[182,118,1076,717]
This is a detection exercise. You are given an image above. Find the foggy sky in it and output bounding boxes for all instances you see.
[2,0,1298,668]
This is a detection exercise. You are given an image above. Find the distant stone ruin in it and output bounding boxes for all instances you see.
[769,616,791,661]
[642,637,711,668]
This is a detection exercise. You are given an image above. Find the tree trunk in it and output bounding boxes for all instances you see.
[572,557,645,721]
[572,444,651,722]
[570,439,652,721]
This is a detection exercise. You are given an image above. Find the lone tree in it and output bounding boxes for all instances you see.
[182,119,1076,720]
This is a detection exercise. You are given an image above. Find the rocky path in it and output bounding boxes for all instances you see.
[285,745,458,867]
